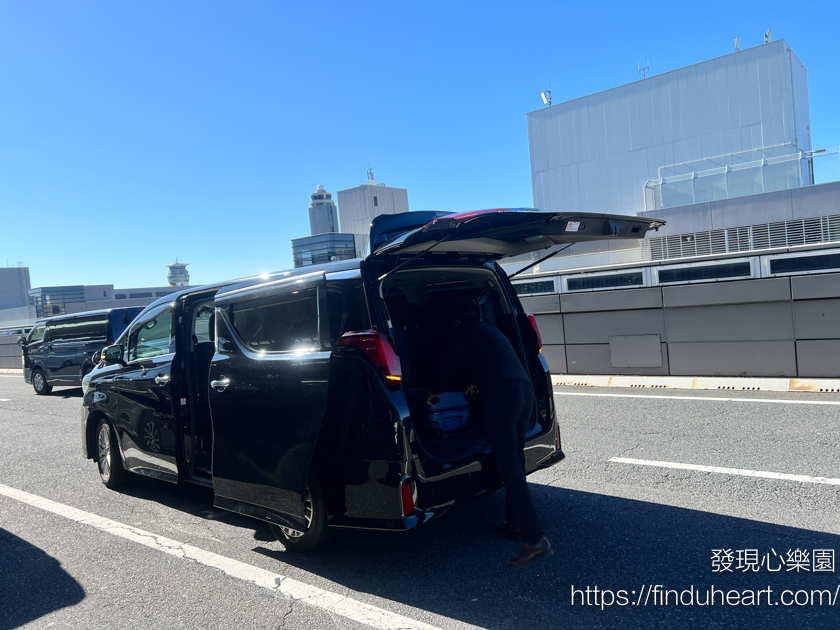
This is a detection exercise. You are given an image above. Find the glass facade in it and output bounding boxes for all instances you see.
[291,233,356,268]
[27,286,85,317]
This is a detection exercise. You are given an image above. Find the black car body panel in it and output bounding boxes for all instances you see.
[82,209,660,540]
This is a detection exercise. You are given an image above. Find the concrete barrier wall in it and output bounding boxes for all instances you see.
[522,272,840,378]
[0,336,23,369]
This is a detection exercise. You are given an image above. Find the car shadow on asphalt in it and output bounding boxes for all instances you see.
[48,387,83,399]
[107,477,840,629]
[0,528,85,630]
[255,485,840,629]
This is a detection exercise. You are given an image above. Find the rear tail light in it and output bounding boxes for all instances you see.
[526,313,542,352]
[336,330,402,382]
[400,481,416,516]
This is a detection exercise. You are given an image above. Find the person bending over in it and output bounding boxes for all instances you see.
[425,300,552,568]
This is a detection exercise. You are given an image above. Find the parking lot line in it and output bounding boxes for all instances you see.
[609,457,840,486]
[554,391,840,406]
[0,483,459,630]
[0,398,9,402]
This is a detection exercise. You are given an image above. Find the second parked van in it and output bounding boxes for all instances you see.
[20,307,142,394]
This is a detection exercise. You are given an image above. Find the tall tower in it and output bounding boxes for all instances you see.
[308,185,339,235]
[166,261,190,286]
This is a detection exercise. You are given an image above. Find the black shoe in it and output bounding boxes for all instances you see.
[492,521,520,541]
[508,537,553,568]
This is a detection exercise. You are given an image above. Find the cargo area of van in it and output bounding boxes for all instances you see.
[381,265,549,462]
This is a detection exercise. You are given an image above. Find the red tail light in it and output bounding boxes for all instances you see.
[526,313,542,352]
[336,330,402,382]
[400,481,415,516]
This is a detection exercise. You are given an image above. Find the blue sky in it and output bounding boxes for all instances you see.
[2,1,838,288]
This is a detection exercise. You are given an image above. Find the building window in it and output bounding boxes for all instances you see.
[115,294,126,300]
[373,196,378,207]
[129,292,153,299]
[155,290,174,297]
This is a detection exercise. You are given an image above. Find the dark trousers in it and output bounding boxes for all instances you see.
[484,378,544,544]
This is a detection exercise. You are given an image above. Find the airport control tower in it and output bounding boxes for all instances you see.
[166,261,190,286]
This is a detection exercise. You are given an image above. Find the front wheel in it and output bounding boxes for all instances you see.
[268,475,331,552]
[96,418,128,489]
[32,369,52,395]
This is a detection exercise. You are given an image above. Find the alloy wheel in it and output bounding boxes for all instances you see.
[278,487,313,539]
[98,424,112,480]
[33,372,44,391]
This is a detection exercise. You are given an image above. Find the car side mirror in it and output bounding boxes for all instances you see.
[17,337,27,347]
[102,344,125,366]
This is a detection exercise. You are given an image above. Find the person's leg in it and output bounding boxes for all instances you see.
[485,380,543,543]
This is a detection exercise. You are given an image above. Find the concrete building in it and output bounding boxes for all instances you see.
[0,266,31,310]
[337,168,409,257]
[308,185,340,235]
[527,39,810,217]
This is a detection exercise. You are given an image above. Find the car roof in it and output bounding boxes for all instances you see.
[35,306,144,325]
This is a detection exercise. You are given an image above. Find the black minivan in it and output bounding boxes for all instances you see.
[21,307,142,395]
[82,209,663,550]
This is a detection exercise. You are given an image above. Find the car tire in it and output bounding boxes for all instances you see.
[268,474,332,552]
[96,418,129,489]
[32,368,52,395]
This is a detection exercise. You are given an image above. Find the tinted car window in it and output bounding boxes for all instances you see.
[194,303,214,343]
[74,315,109,340]
[109,308,140,341]
[326,281,370,342]
[128,308,175,361]
[229,287,319,353]
[29,325,46,343]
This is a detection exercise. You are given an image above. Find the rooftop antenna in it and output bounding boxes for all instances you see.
[764,29,772,44]
[540,79,552,106]
[638,60,649,79]
[734,36,741,52]
[367,164,374,183]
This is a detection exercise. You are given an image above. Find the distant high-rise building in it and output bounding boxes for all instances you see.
[166,261,190,286]
[337,167,409,257]
[308,185,339,235]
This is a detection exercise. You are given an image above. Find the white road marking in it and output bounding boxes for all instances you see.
[0,374,21,377]
[0,398,9,402]
[0,483,462,630]
[554,391,840,406]
[610,457,840,486]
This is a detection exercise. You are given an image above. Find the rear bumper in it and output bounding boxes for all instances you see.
[535,448,566,470]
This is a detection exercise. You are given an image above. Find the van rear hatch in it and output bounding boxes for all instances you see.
[366,208,665,264]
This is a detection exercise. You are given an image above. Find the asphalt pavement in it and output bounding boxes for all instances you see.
[1,374,839,629]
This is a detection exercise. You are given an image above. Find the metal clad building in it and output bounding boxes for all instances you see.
[527,40,810,216]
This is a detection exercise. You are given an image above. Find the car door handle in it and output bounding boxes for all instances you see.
[210,377,230,392]
[155,374,170,385]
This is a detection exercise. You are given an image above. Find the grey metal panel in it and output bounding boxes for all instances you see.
[790,273,840,300]
[668,341,797,376]
[795,340,840,378]
[0,344,19,357]
[519,295,560,314]
[663,278,790,307]
[533,314,564,345]
[666,303,794,342]
[790,181,840,219]
[541,345,567,374]
[560,287,662,313]
[0,356,22,368]
[708,189,793,229]
[793,299,840,339]
[564,310,666,344]
[609,335,662,368]
[566,343,669,375]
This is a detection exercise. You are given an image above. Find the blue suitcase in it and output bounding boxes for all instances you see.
[427,392,471,436]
